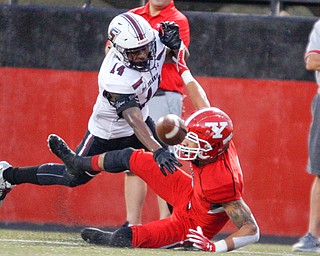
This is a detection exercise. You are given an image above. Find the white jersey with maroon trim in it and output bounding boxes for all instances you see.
[88,34,166,139]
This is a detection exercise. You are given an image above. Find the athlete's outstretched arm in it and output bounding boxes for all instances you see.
[187,199,259,252]
[158,20,208,109]
[172,43,210,109]
[123,107,182,175]
[104,91,181,175]
[184,78,210,110]
[122,106,162,153]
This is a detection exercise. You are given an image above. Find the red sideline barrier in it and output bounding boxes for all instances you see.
[0,67,317,236]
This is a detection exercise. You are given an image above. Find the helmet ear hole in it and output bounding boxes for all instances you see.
[204,143,212,150]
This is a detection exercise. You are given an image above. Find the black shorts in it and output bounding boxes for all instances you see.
[75,116,167,157]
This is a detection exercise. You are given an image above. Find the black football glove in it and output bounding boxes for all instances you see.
[153,148,182,176]
[158,21,182,50]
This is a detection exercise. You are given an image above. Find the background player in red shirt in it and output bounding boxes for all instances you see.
[47,106,260,252]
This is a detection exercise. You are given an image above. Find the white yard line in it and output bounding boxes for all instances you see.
[0,238,300,256]
[232,250,298,256]
[0,238,82,246]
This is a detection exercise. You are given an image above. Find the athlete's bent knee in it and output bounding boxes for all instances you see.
[103,147,134,173]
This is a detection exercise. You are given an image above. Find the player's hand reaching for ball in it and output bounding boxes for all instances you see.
[153,148,182,176]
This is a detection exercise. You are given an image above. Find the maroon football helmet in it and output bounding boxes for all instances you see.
[174,107,233,161]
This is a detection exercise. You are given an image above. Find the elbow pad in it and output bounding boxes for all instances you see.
[103,90,139,118]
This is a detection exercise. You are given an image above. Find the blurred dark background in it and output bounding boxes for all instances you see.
[0,0,319,16]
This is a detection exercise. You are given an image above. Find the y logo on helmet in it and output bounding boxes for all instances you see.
[205,122,228,138]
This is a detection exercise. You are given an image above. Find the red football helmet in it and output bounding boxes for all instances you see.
[174,107,233,161]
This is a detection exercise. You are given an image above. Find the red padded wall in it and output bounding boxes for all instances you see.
[0,67,316,236]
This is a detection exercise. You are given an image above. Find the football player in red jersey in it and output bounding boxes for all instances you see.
[46,107,259,252]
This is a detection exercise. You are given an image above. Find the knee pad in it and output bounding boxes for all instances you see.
[103,147,134,173]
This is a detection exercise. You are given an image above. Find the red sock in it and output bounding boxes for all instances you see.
[91,155,104,172]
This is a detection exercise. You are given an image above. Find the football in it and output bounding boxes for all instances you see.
[156,114,187,145]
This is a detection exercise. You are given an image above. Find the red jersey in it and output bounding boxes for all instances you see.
[130,1,190,94]
[129,141,244,248]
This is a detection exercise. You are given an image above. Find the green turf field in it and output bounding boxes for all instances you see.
[0,228,316,256]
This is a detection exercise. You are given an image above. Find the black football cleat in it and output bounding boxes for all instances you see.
[81,227,112,245]
[47,134,81,175]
